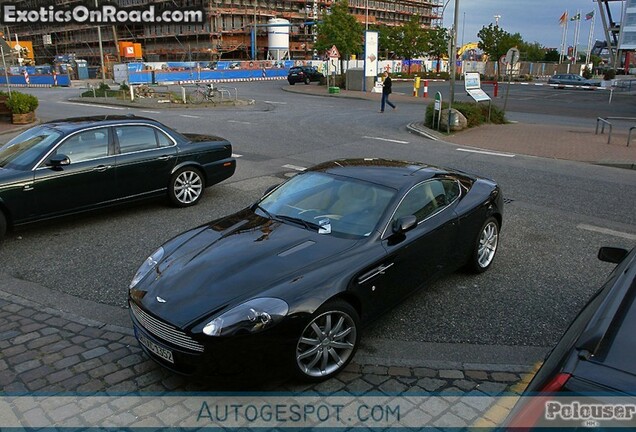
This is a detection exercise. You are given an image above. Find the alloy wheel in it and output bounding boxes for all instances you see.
[296,310,357,378]
[174,170,203,205]
[478,221,498,268]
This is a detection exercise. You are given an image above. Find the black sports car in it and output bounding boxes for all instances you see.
[0,115,236,240]
[287,66,324,85]
[129,159,503,381]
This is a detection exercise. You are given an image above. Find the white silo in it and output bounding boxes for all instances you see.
[267,18,290,61]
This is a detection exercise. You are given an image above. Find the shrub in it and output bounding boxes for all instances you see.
[603,69,616,80]
[5,91,39,114]
[582,67,593,79]
[425,101,506,130]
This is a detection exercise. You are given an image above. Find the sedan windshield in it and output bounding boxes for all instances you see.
[0,126,62,170]
[258,172,396,238]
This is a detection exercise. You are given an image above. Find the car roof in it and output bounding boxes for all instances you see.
[306,158,457,189]
[44,115,160,133]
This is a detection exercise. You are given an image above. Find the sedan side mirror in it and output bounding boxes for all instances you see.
[393,215,417,234]
[598,247,628,264]
[47,154,71,168]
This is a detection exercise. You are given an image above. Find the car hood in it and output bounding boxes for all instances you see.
[135,209,359,328]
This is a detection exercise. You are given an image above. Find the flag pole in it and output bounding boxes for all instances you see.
[559,13,568,64]
[585,14,595,66]
[573,10,581,64]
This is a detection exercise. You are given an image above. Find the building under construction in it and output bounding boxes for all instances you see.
[4,0,442,66]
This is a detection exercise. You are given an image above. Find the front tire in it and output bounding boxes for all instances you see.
[168,167,205,207]
[294,300,360,382]
[189,90,205,104]
[469,216,499,273]
[304,77,311,85]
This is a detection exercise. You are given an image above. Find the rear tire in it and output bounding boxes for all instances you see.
[168,167,205,207]
[304,77,311,85]
[0,211,6,241]
[468,216,499,273]
[289,81,295,86]
[189,90,205,104]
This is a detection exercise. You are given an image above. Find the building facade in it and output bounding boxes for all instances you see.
[4,0,441,65]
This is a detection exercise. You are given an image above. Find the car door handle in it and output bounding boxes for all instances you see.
[93,165,112,172]
[157,155,172,161]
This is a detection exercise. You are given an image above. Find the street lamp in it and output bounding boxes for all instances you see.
[95,0,106,80]
[493,14,501,26]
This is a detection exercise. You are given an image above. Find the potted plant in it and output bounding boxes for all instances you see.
[5,91,39,124]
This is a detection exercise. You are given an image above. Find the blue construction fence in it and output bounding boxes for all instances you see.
[121,60,296,84]
[0,65,71,87]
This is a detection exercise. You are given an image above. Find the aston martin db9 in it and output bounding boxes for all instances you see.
[129,159,503,381]
[0,115,236,240]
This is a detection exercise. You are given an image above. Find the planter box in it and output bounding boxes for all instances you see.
[12,111,36,124]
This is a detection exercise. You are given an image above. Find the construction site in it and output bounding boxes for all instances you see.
[3,0,442,67]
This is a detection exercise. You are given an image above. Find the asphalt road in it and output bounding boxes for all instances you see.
[1,82,634,350]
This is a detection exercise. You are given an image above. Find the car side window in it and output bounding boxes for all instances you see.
[393,180,447,224]
[156,129,173,147]
[55,128,110,163]
[442,179,460,202]
[115,126,159,153]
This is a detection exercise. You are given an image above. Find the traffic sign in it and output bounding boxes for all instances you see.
[505,48,520,66]
[328,45,340,59]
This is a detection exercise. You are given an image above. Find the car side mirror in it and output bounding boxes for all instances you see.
[392,215,417,234]
[47,154,70,168]
[598,247,628,264]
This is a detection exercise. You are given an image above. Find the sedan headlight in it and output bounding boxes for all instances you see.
[203,298,289,337]
[129,247,164,289]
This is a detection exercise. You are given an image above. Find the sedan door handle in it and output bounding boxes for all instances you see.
[157,155,172,161]
[93,165,112,172]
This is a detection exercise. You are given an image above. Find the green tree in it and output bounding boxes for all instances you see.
[518,41,545,62]
[386,16,428,74]
[477,24,521,80]
[314,0,363,71]
[425,26,449,73]
[544,49,560,62]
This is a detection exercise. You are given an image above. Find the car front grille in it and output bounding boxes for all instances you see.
[130,302,205,353]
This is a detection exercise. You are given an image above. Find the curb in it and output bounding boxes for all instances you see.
[0,119,41,136]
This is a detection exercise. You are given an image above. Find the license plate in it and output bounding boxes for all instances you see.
[137,331,174,363]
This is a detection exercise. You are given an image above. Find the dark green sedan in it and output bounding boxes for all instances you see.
[0,115,236,240]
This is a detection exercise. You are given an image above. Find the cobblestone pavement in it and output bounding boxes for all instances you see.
[0,290,534,429]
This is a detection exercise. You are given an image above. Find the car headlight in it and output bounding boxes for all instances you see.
[129,247,164,289]
[203,298,289,337]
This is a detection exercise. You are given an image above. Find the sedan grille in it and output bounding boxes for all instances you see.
[130,302,205,352]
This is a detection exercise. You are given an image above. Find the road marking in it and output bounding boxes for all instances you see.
[456,148,516,158]
[282,164,306,171]
[228,120,252,125]
[264,100,287,105]
[232,153,243,158]
[140,110,161,114]
[362,136,410,144]
[58,101,126,110]
[180,114,201,119]
[577,224,636,241]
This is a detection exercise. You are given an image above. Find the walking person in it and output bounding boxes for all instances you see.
[380,71,397,113]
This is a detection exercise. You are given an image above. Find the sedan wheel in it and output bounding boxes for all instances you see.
[469,217,499,273]
[295,300,360,381]
[169,167,204,207]
[304,77,311,85]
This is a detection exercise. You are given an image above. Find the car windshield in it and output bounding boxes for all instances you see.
[257,172,396,238]
[0,126,62,170]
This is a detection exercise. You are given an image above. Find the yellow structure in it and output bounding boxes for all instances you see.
[8,40,34,65]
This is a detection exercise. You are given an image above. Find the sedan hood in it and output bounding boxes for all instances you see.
[136,209,358,328]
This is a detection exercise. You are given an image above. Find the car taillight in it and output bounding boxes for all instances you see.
[506,373,571,430]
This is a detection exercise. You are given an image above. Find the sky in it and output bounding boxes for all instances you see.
[441,0,623,49]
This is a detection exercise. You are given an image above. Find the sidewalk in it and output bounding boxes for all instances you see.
[284,84,636,170]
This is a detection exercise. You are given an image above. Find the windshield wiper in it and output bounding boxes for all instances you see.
[253,203,277,220]
[275,214,322,231]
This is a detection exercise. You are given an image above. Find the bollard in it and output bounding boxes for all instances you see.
[413,76,421,97]
[423,80,429,98]
[494,81,499,98]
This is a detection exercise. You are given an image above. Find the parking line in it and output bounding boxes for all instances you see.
[577,224,636,241]
[180,114,201,119]
[282,164,306,171]
[58,101,126,110]
[140,110,161,114]
[228,120,252,125]
[456,148,516,158]
[263,100,287,105]
[362,136,410,144]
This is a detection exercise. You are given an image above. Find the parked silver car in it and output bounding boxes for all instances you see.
[548,73,600,88]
